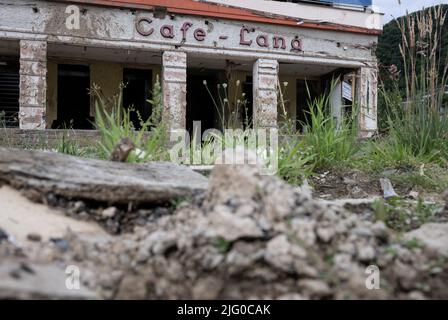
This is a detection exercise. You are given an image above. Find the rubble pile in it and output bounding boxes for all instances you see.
[1,152,448,299]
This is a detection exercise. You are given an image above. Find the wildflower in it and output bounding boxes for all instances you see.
[222,83,228,89]
[236,80,241,86]
[283,81,289,87]
[203,80,207,86]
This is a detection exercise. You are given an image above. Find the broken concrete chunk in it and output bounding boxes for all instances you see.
[0,185,108,245]
[101,207,118,219]
[404,223,448,256]
[0,148,208,204]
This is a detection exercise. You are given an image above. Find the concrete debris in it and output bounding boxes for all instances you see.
[0,185,108,245]
[0,261,97,299]
[404,223,448,257]
[380,178,399,199]
[0,147,208,204]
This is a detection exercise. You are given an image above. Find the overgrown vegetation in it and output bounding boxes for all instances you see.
[92,77,168,162]
[372,197,441,232]
[352,5,448,191]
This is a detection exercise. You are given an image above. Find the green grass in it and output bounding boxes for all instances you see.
[55,130,87,157]
[300,93,358,170]
[92,78,169,163]
[372,197,440,232]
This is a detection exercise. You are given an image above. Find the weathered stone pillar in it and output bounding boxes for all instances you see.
[162,51,187,131]
[356,65,378,137]
[330,78,343,128]
[19,40,47,130]
[253,59,278,128]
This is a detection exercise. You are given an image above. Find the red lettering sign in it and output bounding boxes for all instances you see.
[135,17,303,53]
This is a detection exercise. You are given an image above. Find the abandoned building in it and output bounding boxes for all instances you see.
[0,0,381,136]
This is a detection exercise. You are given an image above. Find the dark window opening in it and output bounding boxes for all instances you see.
[187,69,225,135]
[123,68,152,130]
[296,79,321,131]
[0,59,19,128]
[54,64,92,129]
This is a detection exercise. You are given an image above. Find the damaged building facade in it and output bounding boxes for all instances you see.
[0,0,382,136]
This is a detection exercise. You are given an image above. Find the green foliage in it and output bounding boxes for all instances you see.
[56,131,86,157]
[372,198,439,232]
[0,111,12,148]
[92,77,168,162]
[374,5,448,173]
[214,237,232,253]
[277,138,315,185]
[390,164,448,193]
[275,80,360,184]
[300,84,359,170]
[356,137,422,171]
[403,238,424,250]
[377,5,448,91]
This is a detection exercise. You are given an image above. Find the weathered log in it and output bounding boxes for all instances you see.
[0,148,208,204]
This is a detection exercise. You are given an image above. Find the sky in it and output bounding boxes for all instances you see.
[374,0,448,22]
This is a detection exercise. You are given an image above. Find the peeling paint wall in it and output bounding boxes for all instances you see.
[356,65,378,137]
[253,59,279,128]
[0,0,377,67]
[162,51,187,130]
[90,62,123,115]
[19,40,47,130]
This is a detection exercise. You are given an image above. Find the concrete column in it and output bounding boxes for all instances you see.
[162,51,187,131]
[330,78,343,128]
[356,65,378,137]
[253,59,278,128]
[19,40,47,130]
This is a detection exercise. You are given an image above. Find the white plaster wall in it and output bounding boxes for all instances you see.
[204,0,383,30]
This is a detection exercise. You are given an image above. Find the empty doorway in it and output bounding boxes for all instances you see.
[55,64,92,129]
[123,68,152,130]
[187,69,225,134]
